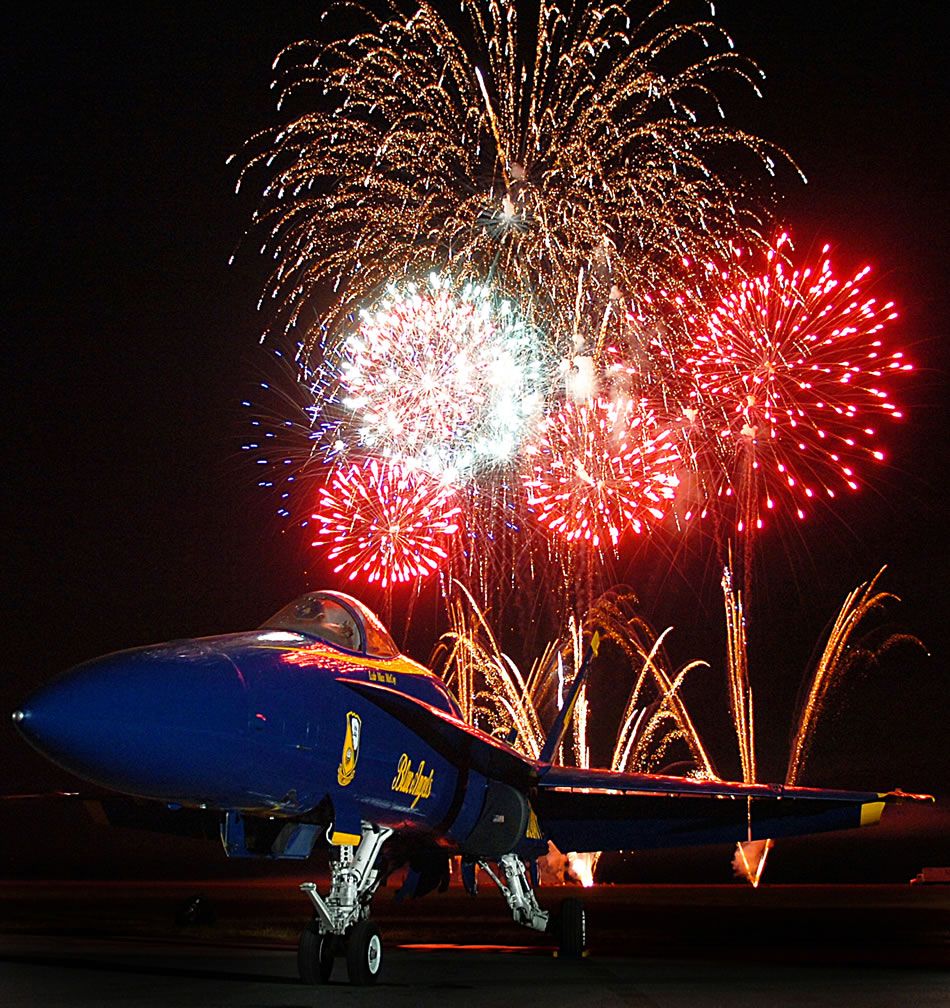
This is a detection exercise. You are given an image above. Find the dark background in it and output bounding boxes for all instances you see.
[3,2,947,880]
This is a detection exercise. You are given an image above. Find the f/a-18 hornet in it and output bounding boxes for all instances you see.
[12,590,925,984]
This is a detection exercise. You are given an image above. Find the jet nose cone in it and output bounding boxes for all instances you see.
[15,642,248,802]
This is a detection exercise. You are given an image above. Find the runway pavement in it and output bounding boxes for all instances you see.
[1,934,948,1008]
[1,883,947,1006]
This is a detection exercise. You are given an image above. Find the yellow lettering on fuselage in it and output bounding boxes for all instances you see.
[391,753,435,809]
[368,670,397,686]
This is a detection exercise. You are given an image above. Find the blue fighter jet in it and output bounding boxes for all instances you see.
[12,589,925,984]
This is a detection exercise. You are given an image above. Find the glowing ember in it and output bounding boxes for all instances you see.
[522,398,680,547]
[311,459,461,587]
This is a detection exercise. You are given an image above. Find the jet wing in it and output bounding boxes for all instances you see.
[534,765,926,852]
[339,678,536,787]
[0,791,223,840]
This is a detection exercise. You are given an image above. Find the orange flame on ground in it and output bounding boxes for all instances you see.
[733,839,773,887]
[567,852,598,888]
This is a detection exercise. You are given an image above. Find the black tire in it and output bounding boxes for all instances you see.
[556,897,586,959]
[345,919,383,985]
[298,921,335,984]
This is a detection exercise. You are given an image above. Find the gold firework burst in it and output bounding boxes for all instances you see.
[238,0,793,350]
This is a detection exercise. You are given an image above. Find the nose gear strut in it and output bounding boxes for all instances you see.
[298,821,392,985]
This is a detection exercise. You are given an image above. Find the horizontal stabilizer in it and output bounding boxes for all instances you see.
[339,679,536,786]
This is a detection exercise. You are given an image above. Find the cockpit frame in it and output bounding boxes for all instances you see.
[262,591,401,660]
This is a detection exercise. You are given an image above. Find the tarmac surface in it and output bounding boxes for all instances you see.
[2,935,948,1008]
[1,882,947,1006]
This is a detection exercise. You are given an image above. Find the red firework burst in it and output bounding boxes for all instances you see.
[311,460,461,587]
[522,398,680,547]
[685,236,912,531]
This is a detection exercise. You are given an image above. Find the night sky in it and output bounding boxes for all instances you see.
[4,2,947,879]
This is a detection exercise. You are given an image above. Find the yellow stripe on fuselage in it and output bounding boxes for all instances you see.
[377,655,432,676]
[255,641,433,676]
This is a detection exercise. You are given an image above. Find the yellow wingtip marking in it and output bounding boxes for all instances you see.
[860,801,885,827]
[590,630,601,658]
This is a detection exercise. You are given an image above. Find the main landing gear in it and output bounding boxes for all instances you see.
[478,853,587,959]
[298,822,392,986]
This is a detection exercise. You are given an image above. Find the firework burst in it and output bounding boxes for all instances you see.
[337,273,554,480]
[311,459,462,587]
[238,0,790,346]
[237,3,916,638]
[686,236,911,532]
[522,397,680,547]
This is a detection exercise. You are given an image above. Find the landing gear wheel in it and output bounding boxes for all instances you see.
[298,920,335,984]
[555,897,586,959]
[345,920,382,985]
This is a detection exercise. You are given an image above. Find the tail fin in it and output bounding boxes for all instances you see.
[538,631,600,764]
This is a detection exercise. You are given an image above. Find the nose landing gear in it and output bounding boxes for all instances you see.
[297,821,392,985]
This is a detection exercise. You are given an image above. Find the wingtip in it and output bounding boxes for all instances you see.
[881,788,936,804]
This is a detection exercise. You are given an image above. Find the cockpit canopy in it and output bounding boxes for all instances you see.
[262,591,400,659]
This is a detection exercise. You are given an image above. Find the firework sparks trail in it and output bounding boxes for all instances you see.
[786,566,923,787]
[722,566,755,784]
[431,581,546,752]
[583,589,716,779]
[433,586,715,774]
[311,458,461,587]
[721,563,766,885]
[720,565,923,886]
[522,397,681,547]
[686,235,912,534]
[337,273,553,481]
[432,584,718,884]
[238,0,791,347]
[435,570,920,889]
